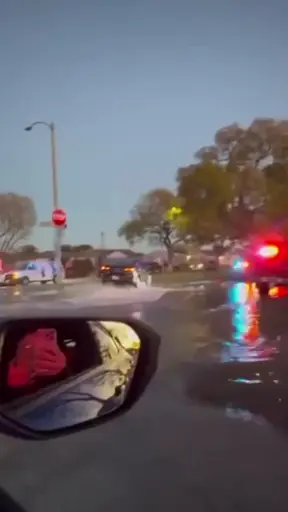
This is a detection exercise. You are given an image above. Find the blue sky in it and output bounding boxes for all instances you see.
[1,0,288,250]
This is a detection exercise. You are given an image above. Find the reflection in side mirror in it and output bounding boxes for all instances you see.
[0,317,160,437]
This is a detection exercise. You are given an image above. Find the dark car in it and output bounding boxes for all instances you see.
[229,235,288,295]
[204,256,219,271]
[65,258,95,279]
[100,258,152,287]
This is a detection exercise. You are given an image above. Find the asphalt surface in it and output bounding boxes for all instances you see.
[0,282,288,511]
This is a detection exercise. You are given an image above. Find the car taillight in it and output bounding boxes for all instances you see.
[101,265,110,270]
[124,267,135,272]
[258,244,279,258]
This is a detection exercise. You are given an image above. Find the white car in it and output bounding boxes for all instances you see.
[2,260,64,286]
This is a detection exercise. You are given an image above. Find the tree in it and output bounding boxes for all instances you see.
[177,161,234,243]
[0,193,37,252]
[18,244,39,259]
[122,117,288,248]
[194,118,288,237]
[118,188,187,264]
[16,244,39,262]
[203,118,281,167]
[196,119,273,204]
[19,244,39,254]
[263,162,288,222]
[61,244,73,253]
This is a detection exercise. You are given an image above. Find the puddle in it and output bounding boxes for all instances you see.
[184,282,288,432]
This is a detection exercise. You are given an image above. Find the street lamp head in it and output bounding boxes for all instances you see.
[24,125,33,132]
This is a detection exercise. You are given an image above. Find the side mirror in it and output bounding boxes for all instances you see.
[0,316,160,438]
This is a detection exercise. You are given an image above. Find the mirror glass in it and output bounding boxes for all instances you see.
[0,319,141,433]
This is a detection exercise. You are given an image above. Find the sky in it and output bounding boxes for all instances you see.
[1,0,288,250]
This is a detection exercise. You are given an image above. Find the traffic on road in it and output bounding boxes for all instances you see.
[229,233,288,296]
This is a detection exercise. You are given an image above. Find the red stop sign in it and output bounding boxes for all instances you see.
[52,208,67,227]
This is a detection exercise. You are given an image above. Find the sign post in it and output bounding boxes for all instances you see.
[51,208,67,284]
[39,221,52,228]
[52,208,67,228]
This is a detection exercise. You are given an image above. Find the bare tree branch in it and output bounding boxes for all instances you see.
[0,193,37,252]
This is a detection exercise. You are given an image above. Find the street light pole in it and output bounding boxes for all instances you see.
[100,231,105,249]
[50,122,59,210]
[24,121,63,283]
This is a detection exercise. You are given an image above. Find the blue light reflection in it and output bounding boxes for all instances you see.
[221,283,269,363]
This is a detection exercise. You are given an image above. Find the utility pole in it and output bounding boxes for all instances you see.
[100,231,105,249]
[25,121,63,283]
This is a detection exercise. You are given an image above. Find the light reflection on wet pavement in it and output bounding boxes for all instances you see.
[180,281,288,431]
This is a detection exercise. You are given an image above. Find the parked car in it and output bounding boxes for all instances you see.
[65,258,95,279]
[204,256,219,270]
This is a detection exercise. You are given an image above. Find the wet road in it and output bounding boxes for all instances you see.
[1,283,288,511]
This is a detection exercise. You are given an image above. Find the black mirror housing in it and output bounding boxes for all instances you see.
[0,316,161,439]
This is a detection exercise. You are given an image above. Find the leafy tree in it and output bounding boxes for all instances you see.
[0,193,37,252]
[177,161,234,243]
[118,219,146,247]
[261,161,288,222]
[19,244,39,254]
[197,119,273,202]
[200,118,283,167]
[122,117,288,247]
[263,162,288,184]
[118,188,187,264]
[15,244,39,262]
[61,244,73,253]
[194,118,288,237]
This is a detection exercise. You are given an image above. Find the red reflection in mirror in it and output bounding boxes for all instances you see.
[8,329,67,388]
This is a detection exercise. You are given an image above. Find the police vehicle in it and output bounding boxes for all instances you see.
[229,234,288,296]
[2,259,64,286]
